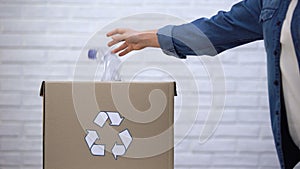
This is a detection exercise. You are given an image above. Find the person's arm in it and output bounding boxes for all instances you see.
[158,0,263,58]
[107,0,263,57]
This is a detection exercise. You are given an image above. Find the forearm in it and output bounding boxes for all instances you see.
[139,30,160,48]
[157,0,263,58]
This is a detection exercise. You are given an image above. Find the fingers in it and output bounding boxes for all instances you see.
[107,38,122,47]
[110,42,132,56]
[107,40,119,47]
[119,47,132,56]
[107,34,126,47]
[112,42,128,54]
[106,28,134,56]
[106,28,126,37]
[107,28,131,47]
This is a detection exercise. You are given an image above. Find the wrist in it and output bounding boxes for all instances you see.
[142,30,160,48]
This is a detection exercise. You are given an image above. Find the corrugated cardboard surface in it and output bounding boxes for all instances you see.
[41,81,175,169]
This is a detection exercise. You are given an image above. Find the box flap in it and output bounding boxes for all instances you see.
[173,81,177,96]
[40,81,45,97]
[40,81,177,97]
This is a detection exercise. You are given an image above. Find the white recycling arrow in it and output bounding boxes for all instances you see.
[107,112,124,126]
[91,144,105,156]
[94,111,108,128]
[85,130,99,148]
[119,129,133,149]
[87,111,131,159]
[112,143,126,160]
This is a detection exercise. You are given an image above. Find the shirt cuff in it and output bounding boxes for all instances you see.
[157,25,187,59]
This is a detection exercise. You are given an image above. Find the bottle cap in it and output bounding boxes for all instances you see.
[88,49,97,59]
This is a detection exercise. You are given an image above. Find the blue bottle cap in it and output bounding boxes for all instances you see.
[88,49,97,59]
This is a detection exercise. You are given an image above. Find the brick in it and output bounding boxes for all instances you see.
[0,79,23,92]
[46,21,99,33]
[21,167,41,169]
[21,94,42,106]
[176,123,260,138]
[21,6,73,19]
[71,7,134,19]
[238,51,267,64]
[260,125,274,139]
[49,0,100,3]
[0,35,22,47]
[170,6,220,20]
[220,108,237,122]
[192,138,236,152]
[0,110,42,121]
[222,64,266,79]
[22,153,42,165]
[0,0,46,4]
[235,80,267,93]
[225,94,259,107]
[0,94,22,106]
[174,137,195,153]
[0,166,21,169]
[0,19,102,35]
[0,20,47,33]
[175,105,236,124]
[236,139,276,153]
[22,65,73,76]
[219,51,239,65]
[0,124,22,136]
[257,41,266,48]
[236,110,270,123]
[214,124,260,138]
[175,153,212,166]
[0,153,21,166]
[192,0,240,6]
[0,65,22,76]
[0,5,21,18]
[259,96,269,108]
[0,139,41,151]
[199,167,257,169]
[21,35,87,48]
[23,123,42,137]
[0,79,41,92]
[259,154,280,168]
[46,49,80,63]
[212,154,259,167]
[0,49,46,63]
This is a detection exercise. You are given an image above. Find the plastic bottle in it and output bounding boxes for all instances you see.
[88,49,121,81]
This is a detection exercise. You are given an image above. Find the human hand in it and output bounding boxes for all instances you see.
[106,28,160,56]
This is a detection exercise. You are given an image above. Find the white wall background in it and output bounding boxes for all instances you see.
[0,0,280,169]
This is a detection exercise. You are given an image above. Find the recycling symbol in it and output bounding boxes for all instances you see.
[84,111,133,160]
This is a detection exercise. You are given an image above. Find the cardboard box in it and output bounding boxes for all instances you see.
[40,81,175,169]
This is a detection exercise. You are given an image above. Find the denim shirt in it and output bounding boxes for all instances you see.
[157,0,299,168]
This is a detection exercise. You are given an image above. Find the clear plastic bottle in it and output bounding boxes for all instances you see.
[88,49,121,81]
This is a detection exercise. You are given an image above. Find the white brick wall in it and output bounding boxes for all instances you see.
[0,0,281,169]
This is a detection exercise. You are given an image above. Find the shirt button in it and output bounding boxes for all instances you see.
[276,21,281,26]
[273,80,279,86]
[274,50,278,56]
[276,111,279,115]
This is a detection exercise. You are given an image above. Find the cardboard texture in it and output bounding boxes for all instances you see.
[40,81,175,169]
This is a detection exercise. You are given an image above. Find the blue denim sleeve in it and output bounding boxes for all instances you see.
[157,0,263,58]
